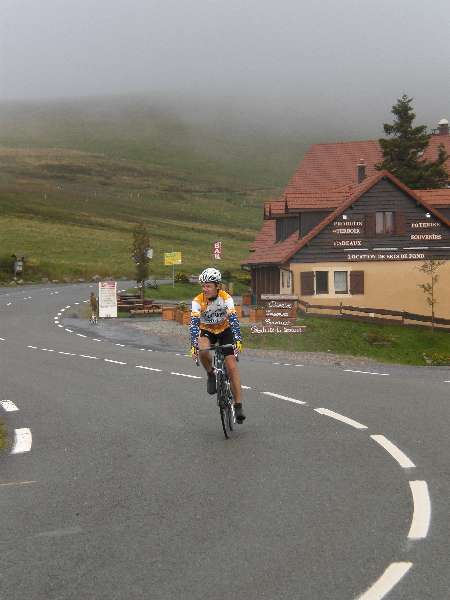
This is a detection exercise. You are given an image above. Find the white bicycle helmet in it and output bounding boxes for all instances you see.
[199,267,222,284]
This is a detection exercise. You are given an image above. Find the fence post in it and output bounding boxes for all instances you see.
[401,311,405,325]
[339,302,343,316]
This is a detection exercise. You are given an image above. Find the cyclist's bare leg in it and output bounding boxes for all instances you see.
[224,354,242,403]
[198,336,213,373]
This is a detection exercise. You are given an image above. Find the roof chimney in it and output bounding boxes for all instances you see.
[438,118,449,135]
[357,158,366,184]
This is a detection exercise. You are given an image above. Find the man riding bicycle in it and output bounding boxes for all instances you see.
[190,268,246,423]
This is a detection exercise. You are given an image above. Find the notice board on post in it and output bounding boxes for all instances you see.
[99,281,117,318]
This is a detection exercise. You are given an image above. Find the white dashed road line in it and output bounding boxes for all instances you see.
[314,407,367,429]
[104,359,127,365]
[76,334,87,338]
[11,428,32,454]
[358,562,413,600]
[370,435,416,469]
[58,352,77,356]
[170,372,202,379]
[65,328,73,333]
[27,345,38,349]
[136,365,163,372]
[344,369,390,376]
[408,481,431,540]
[0,400,19,412]
[79,355,99,360]
[262,391,307,406]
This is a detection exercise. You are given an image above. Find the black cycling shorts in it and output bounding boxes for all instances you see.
[200,327,235,356]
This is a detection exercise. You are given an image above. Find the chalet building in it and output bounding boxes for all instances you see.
[242,120,450,320]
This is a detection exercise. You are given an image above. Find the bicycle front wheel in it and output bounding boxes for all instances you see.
[217,373,231,439]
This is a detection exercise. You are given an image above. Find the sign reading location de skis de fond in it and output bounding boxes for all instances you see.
[98,281,117,318]
[164,252,182,266]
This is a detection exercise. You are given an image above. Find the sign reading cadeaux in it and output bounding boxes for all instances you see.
[164,252,182,266]
[251,295,305,334]
[98,281,117,318]
[212,241,222,260]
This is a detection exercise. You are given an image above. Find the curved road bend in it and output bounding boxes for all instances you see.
[1,283,449,599]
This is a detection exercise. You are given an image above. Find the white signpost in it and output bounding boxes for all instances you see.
[98,281,118,318]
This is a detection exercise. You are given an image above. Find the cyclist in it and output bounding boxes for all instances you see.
[89,292,98,324]
[190,268,246,423]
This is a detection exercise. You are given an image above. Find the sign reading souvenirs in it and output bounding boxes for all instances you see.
[250,295,305,334]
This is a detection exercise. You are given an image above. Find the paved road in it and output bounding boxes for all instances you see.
[1,283,449,599]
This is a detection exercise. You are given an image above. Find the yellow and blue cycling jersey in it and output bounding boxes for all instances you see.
[190,290,242,347]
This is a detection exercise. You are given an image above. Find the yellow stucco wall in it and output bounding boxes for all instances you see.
[289,260,450,320]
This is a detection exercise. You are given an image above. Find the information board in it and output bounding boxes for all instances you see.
[98,281,117,318]
[164,252,182,266]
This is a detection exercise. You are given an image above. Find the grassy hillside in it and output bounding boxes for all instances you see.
[0,97,312,281]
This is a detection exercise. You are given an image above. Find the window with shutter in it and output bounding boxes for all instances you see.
[300,271,314,296]
[365,214,376,236]
[315,271,329,294]
[350,271,364,295]
[395,211,406,235]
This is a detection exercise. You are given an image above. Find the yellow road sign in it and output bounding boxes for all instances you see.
[164,252,182,266]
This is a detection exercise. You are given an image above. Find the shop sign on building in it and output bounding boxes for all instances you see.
[99,281,117,318]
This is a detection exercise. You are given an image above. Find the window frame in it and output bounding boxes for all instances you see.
[315,271,329,295]
[333,271,349,294]
[375,211,394,235]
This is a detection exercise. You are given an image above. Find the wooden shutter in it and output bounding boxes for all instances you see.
[300,271,314,296]
[395,211,406,235]
[350,271,364,295]
[365,214,376,236]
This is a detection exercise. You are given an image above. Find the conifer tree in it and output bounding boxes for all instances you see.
[377,95,448,189]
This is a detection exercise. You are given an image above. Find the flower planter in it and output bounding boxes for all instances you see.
[241,293,252,305]
[176,309,191,325]
[162,306,176,321]
[249,307,265,322]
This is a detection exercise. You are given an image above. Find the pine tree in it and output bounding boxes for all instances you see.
[376,95,449,189]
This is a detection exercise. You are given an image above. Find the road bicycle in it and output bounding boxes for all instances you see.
[212,344,239,439]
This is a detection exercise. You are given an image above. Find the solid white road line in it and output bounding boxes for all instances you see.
[170,371,202,379]
[358,562,413,600]
[11,428,32,454]
[314,408,367,429]
[408,481,431,540]
[344,369,390,376]
[0,400,19,412]
[136,365,162,372]
[104,359,127,365]
[262,391,307,405]
[370,435,415,468]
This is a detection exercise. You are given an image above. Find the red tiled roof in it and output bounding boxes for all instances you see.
[416,188,450,206]
[243,171,450,267]
[264,133,450,214]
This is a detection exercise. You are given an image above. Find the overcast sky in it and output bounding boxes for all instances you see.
[1,0,449,133]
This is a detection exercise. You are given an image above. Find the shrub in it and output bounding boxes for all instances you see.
[423,351,450,366]
[175,271,190,283]
[364,331,396,346]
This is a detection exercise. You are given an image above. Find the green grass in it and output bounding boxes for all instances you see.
[0,419,8,451]
[244,314,450,366]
